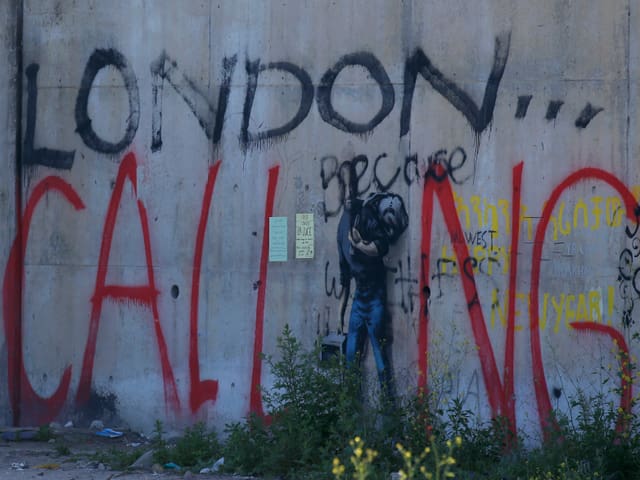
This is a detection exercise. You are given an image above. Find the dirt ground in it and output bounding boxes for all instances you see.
[0,428,232,480]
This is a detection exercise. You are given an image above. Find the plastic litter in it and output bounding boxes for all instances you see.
[64,421,73,428]
[89,420,105,430]
[10,462,27,470]
[212,457,225,472]
[95,428,123,438]
[163,462,181,470]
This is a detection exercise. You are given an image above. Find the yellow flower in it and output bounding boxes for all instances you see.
[455,436,462,446]
[354,447,363,458]
[366,448,377,461]
[331,458,345,477]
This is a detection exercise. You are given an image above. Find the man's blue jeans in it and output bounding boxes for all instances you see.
[345,284,394,401]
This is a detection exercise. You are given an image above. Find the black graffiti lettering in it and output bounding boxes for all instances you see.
[462,257,480,309]
[618,263,636,327]
[515,95,533,119]
[241,60,313,150]
[350,154,371,197]
[464,231,485,248]
[623,306,634,327]
[394,256,418,314]
[478,256,500,275]
[404,154,419,186]
[24,64,75,169]
[618,249,634,281]
[320,147,470,220]
[324,261,344,299]
[424,147,470,184]
[373,153,400,192]
[400,32,511,137]
[320,155,339,190]
[633,268,640,297]
[464,229,497,249]
[624,204,640,239]
[425,150,450,183]
[431,258,456,299]
[420,253,431,316]
[545,100,564,121]
[488,230,497,250]
[422,285,431,317]
[75,48,140,154]
[150,51,237,152]
[320,156,344,221]
[491,288,501,310]
[621,289,635,327]
[575,102,604,128]
[632,237,640,258]
[317,52,395,134]
[447,146,470,184]
[320,154,373,220]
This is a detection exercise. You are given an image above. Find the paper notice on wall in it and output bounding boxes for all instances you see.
[268,216,288,262]
[295,213,314,259]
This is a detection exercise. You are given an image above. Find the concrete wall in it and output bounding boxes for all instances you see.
[0,0,19,427]
[1,0,640,437]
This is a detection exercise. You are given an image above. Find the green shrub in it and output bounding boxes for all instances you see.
[152,420,221,470]
[218,326,640,480]
[224,325,384,478]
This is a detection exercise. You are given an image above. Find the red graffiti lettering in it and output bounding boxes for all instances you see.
[189,161,222,412]
[529,168,638,438]
[569,322,632,434]
[3,177,84,424]
[76,152,180,413]
[249,165,280,416]
[419,164,506,419]
[503,162,523,435]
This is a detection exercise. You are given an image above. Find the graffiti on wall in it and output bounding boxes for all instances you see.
[23,30,603,173]
[415,161,639,436]
[336,161,409,401]
[4,149,283,424]
[4,23,633,438]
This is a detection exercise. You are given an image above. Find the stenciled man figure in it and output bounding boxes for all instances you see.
[337,159,408,403]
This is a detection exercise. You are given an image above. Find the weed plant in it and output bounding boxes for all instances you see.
[223,324,386,478]
[35,424,55,441]
[91,446,142,470]
[220,326,640,479]
[152,420,221,471]
[125,326,640,479]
